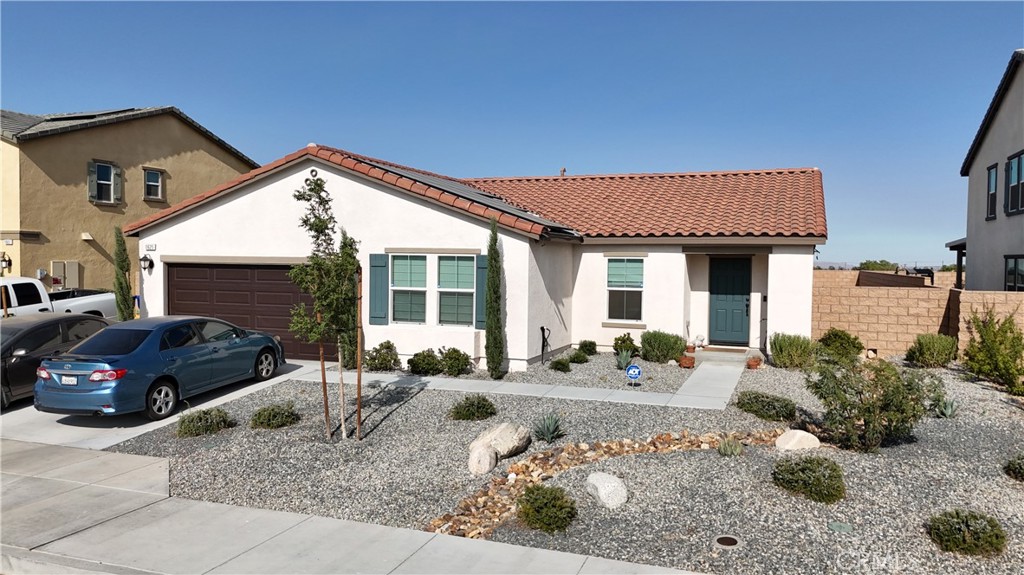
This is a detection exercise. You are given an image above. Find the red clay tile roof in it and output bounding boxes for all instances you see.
[468,169,827,238]
[124,145,561,238]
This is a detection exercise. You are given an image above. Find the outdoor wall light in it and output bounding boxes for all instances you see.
[0,253,11,271]
[139,254,154,271]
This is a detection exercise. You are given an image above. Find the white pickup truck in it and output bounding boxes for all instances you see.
[0,277,118,320]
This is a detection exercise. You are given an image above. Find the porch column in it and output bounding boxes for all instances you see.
[766,246,815,355]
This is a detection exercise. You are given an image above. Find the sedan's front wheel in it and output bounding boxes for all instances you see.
[144,381,178,421]
[254,350,276,382]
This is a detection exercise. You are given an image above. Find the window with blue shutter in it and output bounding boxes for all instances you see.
[475,254,487,329]
[368,254,388,325]
[391,255,426,323]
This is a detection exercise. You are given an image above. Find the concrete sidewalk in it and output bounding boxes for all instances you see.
[1,439,695,574]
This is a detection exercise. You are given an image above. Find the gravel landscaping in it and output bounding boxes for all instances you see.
[502,351,692,393]
[108,363,1024,574]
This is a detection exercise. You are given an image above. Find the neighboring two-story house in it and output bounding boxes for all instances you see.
[1,107,258,290]
[950,49,1024,291]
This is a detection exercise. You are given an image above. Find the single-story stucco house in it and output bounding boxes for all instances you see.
[124,144,827,368]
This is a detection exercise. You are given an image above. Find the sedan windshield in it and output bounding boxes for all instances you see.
[69,329,151,356]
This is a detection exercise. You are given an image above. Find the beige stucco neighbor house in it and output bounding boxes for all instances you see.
[124,144,827,365]
[1,107,259,290]
[948,49,1024,291]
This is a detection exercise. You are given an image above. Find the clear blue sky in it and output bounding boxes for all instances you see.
[3,1,1022,268]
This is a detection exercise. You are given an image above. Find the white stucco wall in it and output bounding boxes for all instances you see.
[766,245,815,351]
[571,245,688,350]
[527,242,574,362]
[137,158,536,369]
[965,62,1024,291]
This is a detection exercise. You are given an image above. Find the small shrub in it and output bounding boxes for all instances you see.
[735,390,796,421]
[963,306,1024,393]
[640,330,687,363]
[935,398,959,419]
[615,349,633,370]
[927,509,1007,556]
[365,340,401,372]
[612,333,639,356]
[717,437,744,456]
[250,401,300,429]
[817,328,864,365]
[906,333,958,368]
[549,357,571,372]
[770,333,817,370]
[176,407,235,438]
[568,349,589,364]
[772,456,846,504]
[408,348,444,376]
[807,359,942,451]
[578,340,598,355]
[533,412,566,443]
[1005,454,1024,482]
[439,346,472,377]
[449,394,497,421]
[517,484,577,533]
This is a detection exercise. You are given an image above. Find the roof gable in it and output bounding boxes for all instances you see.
[961,49,1024,177]
[0,106,259,169]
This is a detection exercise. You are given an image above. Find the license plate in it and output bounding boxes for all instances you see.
[60,375,77,386]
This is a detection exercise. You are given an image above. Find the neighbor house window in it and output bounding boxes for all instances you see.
[1007,152,1023,216]
[391,255,426,323]
[607,258,643,321]
[438,256,474,325]
[144,169,164,200]
[987,164,998,220]
[1006,256,1024,292]
[88,160,121,204]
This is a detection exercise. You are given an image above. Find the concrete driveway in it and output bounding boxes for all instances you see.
[0,360,320,449]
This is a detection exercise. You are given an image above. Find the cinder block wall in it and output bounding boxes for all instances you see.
[954,290,1024,353]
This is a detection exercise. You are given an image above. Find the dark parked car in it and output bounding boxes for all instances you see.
[34,316,285,420]
[1,314,110,408]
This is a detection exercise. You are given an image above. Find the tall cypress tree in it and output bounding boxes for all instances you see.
[485,219,505,378]
[113,227,133,321]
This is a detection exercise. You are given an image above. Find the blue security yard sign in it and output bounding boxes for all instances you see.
[626,364,642,381]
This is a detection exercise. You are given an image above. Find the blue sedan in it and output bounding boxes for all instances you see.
[34,316,285,420]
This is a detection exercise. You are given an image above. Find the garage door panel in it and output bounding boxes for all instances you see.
[255,293,295,306]
[171,267,211,281]
[214,291,252,305]
[214,268,253,282]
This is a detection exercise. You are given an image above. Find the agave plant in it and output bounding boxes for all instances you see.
[717,436,744,457]
[533,412,566,443]
[616,349,633,370]
[936,398,959,419]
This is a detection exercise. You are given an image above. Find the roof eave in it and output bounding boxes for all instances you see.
[960,50,1024,177]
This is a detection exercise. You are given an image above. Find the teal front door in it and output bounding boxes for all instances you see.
[709,258,751,345]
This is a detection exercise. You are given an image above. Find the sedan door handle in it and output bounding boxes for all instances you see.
[211,347,220,354]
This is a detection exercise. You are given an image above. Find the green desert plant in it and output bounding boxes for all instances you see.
[578,340,598,355]
[817,328,864,366]
[176,407,235,438]
[717,436,744,457]
[365,340,401,371]
[549,357,571,373]
[735,390,797,422]
[568,349,589,364]
[615,349,633,370]
[250,401,300,429]
[963,306,1024,394]
[1005,454,1024,482]
[769,333,817,370]
[449,394,497,421]
[612,333,639,356]
[771,456,846,504]
[935,398,959,419]
[408,349,444,376]
[640,330,687,363]
[533,413,566,443]
[906,333,958,368]
[439,347,472,376]
[927,509,1007,556]
[517,484,577,533]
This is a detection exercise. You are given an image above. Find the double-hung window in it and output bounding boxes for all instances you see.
[987,164,998,220]
[95,162,114,203]
[1006,256,1024,292]
[144,169,164,201]
[391,255,426,323]
[607,258,643,321]
[1006,152,1023,216]
[438,256,474,325]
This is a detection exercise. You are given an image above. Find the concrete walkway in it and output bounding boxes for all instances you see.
[297,358,745,411]
[1,439,697,574]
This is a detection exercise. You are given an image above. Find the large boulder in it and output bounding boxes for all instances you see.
[470,423,532,459]
[468,446,498,476]
[586,472,628,509]
[775,429,821,451]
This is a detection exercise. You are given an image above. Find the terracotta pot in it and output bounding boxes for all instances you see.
[746,357,762,369]
[685,345,696,354]
[678,356,695,369]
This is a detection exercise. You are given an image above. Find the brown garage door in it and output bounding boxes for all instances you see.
[167,264,335,361]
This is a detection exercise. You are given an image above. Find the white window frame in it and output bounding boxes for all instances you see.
[144,168,164,201]
[437,255,475,326]
[606,257,644,322]
[390,255,427,324]
[95,162,114,203]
